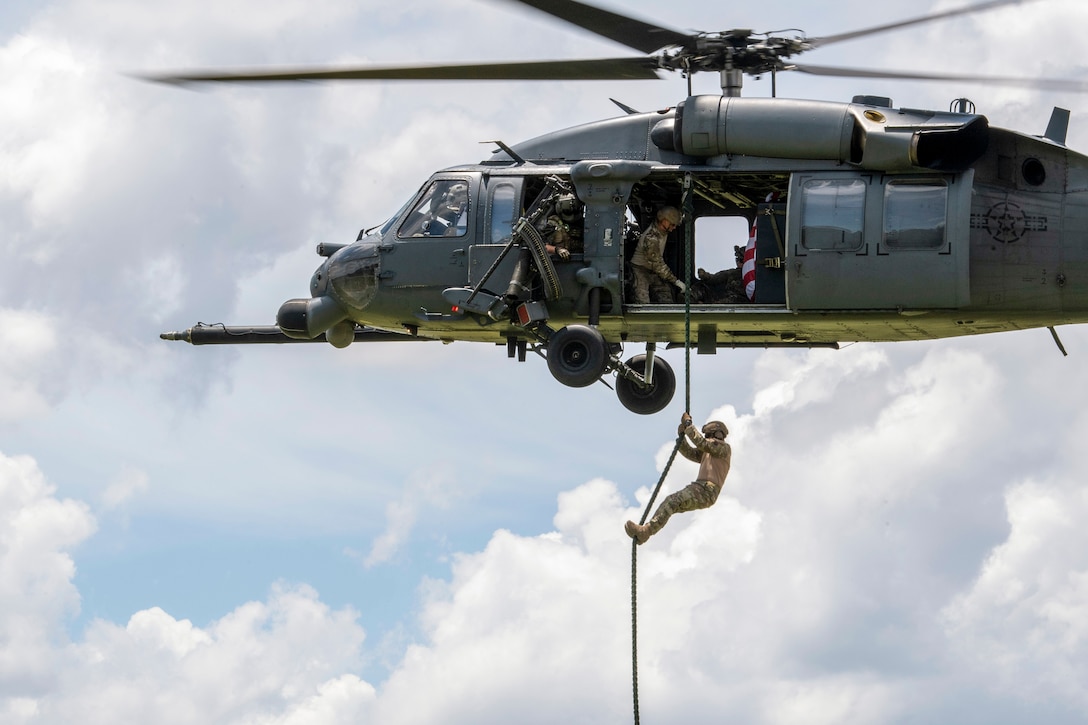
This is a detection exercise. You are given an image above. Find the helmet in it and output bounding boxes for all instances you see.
[702,420,728,439]
[657,206,682,225]
[446,182,468,202]
[555,194,579,221]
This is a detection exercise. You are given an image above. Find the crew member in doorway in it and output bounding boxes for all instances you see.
[543,195,583,261]
[625,412,732,545]
[630,206,685,303]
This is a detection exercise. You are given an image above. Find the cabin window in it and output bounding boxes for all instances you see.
[397,179,470,238]
[800,179,865,251]
[489,183,518,244]
[883,180,947,249]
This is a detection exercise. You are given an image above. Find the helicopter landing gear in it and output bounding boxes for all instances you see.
[546,324,608,388]
[614,348,676,415]
[544,329,677,413]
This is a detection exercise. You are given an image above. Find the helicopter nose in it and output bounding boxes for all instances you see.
[325,240,382,313]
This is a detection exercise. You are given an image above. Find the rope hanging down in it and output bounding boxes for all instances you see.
[631,174,695,725]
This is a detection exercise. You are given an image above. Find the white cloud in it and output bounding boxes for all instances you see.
[99,465,149,511]
[5,337,1088,722]
[0,451,95,692]
[750,346,888,418]
[0,309,59,422]
[363,496,419,568]
[942,479,1088,709]
[0,450,376,724]
[373,484,636,724]
[363,465,459,568]
[241,675,374,725]
[43,585,373,725]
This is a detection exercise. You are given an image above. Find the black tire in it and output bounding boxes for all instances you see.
[616,354,676,415]
[547,325,608,388]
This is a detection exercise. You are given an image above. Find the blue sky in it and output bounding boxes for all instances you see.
[4,0,1088,722]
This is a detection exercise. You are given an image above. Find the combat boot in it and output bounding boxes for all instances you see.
[624,520,651,545]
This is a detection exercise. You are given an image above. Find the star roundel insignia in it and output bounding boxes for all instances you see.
[985,201,1027,243]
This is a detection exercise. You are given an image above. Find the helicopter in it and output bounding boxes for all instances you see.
[156,0,1088,415]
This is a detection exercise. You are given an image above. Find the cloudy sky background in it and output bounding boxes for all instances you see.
[4,0,1088,722]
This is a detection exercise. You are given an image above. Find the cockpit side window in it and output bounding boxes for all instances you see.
[397,179,470,238]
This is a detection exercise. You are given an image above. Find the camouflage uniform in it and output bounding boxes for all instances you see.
[692,266,748,304]
[626,419,732,544]
[630,222,678,303]
[544,213,583,258]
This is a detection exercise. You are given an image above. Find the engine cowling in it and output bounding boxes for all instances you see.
[653,95,988,173]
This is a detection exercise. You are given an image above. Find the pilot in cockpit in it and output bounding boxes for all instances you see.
[400,179,470,238]
[427,181,468,236]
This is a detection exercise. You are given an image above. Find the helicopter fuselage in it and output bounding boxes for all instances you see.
[309,96,1088,346]
[164,95,1088,412]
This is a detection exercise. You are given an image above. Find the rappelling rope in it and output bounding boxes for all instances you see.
[631,174,695,725]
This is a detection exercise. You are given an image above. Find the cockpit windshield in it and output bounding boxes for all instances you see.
[397,179,470,238]
[378,202,409,237]
[355,198,410,241]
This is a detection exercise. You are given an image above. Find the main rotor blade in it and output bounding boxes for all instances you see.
[501,0,692,54]
[792,62,1088,93]
[809,0,1041,48]
[141,57,662,85]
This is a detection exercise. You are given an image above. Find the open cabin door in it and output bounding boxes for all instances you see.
[786,171,972,310]
[466,177,525,293]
